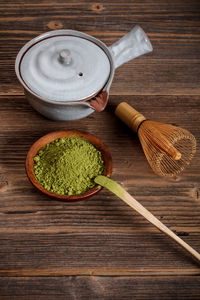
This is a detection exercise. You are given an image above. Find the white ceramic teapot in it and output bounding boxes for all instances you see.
[15,26,152,120]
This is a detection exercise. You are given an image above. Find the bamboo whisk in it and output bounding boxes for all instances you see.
[115,102,196,178]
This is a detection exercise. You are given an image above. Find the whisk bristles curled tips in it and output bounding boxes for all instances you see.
[115,102,196,178]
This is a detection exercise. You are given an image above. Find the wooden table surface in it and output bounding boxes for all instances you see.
[0,0,200,299]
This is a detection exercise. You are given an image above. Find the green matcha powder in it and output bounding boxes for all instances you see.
[34,136,105,195]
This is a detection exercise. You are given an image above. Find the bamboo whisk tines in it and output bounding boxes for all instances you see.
[115,102,196,178]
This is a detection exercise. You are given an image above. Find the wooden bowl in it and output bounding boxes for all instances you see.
[26,130,113,201]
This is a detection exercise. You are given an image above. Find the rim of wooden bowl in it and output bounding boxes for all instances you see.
[26,130,113,201]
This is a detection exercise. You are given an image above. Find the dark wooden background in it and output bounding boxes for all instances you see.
[0,0,200,299]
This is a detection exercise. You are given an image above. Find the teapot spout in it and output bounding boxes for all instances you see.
[109,25,153,69]
[87,91,108,112]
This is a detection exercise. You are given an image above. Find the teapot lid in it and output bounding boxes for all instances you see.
[17,31,111,102]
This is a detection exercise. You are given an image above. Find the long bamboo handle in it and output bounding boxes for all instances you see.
[95,176,200,263]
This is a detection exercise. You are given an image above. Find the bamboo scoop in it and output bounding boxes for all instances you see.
[115,102,196,177]
[95,175,200,263]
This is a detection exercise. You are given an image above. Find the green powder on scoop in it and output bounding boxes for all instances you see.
[33,136,105,195]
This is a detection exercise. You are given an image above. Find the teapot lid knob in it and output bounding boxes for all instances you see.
[59,49,72,64]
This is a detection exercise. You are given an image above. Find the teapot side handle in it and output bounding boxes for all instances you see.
[109,25,153,69]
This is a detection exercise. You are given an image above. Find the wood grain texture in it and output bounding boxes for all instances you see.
[0,276,200,300]
[0,0,200,299]
[0,95,199,277]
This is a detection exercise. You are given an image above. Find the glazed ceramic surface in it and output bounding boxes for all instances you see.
[16,27,152,120]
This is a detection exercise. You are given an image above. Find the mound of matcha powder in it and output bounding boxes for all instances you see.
[34,136,105,195]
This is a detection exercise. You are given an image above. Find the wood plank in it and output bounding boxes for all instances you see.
[1,62,200,96]
[1,1,199,35]
[0,276,200,299]
[1,0,200,21]
[0,232,199,276]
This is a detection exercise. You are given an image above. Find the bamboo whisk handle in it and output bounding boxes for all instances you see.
[115,102,146,132]
[115,102,182,161]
